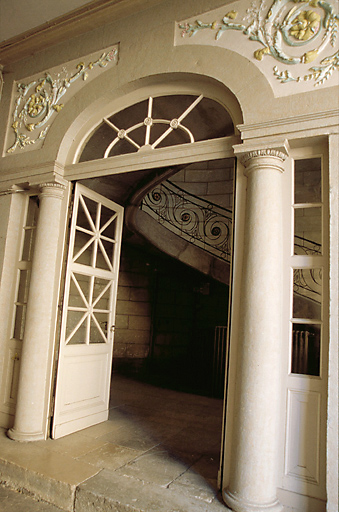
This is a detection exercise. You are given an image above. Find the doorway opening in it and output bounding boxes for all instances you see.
[112,243,229,398]
[64,155,235,498]
[51,89,237,503]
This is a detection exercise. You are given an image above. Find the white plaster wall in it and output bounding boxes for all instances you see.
[0,0,338,175]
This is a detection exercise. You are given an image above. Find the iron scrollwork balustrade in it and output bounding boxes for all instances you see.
[141,181,233,262]
[294,235,322,303]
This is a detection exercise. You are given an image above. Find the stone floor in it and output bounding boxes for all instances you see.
[0,373,230,511]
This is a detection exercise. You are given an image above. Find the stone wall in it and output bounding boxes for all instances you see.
[171,158,234,210]
[113,245,154,367]
[113,243,229,395]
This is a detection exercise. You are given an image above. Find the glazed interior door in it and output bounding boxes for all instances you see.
[52,183,123,439]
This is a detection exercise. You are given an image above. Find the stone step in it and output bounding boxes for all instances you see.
[0,483,64,512]
[75,469,229,512]
[0,428,100,512]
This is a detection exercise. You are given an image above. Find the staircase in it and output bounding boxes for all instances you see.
[125,159,234,285]
[141,180,233,261]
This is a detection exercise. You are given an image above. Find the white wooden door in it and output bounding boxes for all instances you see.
[52,184,123,439]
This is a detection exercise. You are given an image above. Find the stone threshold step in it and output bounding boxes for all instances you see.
[0,429,100,512]
[0,483,65,512]
[0,457,78,511]
[75,470,229,512]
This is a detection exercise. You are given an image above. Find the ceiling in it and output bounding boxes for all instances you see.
[0,0,94,43]
[0,0,164,65]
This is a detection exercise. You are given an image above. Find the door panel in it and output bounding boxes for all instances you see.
[52,184,123,439]
[285,389,321,486]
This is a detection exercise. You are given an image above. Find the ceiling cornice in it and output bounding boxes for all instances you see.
[0,0,163,66]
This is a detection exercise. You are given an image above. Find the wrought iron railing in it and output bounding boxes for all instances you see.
[141,180,233,262]
[141,185,321,304]
[293,236,321,303]
[294,235,321,257]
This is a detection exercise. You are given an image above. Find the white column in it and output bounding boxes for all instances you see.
[8,183,66,442]
[223,145,288,512]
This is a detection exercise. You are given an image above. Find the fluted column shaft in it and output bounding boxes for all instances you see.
[8,183,66,441]
[223,147,288,512]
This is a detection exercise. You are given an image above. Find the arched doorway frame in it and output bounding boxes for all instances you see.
[57,73,244,169]
[51,71,241,475]
[5,72,244,444]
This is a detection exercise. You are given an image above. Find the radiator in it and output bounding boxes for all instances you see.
[212,326,228,398]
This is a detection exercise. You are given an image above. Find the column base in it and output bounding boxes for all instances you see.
[223,488,283,512]
[7,428,46,442]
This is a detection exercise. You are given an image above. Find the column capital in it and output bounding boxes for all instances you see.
[39,182,67,199]
[233,140,289,173]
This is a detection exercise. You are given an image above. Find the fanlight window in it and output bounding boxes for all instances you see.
[80,95,234,162]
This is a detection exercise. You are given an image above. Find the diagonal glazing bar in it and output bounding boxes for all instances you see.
[73,233,95,263]
[100,234,117,243]
[79,194,96,233]
[92,280,112,309]
[65,311,88,344]
[151,126,173,149]
[71,273,89,308]
[98,238,114,271]
[103,118,120,133]
[76,226,95,236]
[152,95,203,149]
[104,118,140,150]
[99,212,118,237]
[90,311,108,343]
[177,94,204,123]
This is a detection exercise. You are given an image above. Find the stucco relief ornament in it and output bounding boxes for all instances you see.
[7,48,118,154]
[179,0,339,86]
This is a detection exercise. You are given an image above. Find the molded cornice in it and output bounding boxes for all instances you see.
[0,0,163,66]
[238,109,339,141]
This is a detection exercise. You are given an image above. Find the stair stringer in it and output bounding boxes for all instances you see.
[125,205,230,285]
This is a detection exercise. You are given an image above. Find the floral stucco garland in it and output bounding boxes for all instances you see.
[179,0,339,86]
[7,48,117,154]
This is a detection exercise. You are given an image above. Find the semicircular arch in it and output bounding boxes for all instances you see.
[56,71,245,167]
